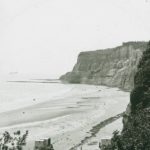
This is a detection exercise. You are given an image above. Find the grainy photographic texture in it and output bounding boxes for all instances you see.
[0,0,150,150]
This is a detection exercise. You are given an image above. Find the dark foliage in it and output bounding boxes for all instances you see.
[0,130,28,150]
[131,41,150,111]
[103,107,150,150]
[102,41,150,150]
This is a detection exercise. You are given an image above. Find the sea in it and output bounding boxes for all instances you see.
[0,74,130,149]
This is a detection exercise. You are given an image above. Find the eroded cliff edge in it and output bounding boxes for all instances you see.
[102,41,150,150]
[60,42,147,91]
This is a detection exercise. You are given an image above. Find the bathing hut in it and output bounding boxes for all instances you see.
[34,138,54,150]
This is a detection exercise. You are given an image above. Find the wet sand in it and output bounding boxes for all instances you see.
[0,85,129,150]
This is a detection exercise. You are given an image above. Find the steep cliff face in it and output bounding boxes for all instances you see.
[103,41,150,150]
[60,42,147,91]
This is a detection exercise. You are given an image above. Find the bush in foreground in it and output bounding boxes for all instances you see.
[0,130,28,150]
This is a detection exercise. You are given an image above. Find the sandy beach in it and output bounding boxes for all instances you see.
[0,82,129,150]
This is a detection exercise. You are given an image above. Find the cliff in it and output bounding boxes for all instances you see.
[60,42,147,91]
[103,41,150,150]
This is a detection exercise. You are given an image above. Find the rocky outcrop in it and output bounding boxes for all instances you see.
[60,42,147,91]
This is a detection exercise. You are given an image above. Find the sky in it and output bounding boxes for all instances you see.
[0,0,150,78]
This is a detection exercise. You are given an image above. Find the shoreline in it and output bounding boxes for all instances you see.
[60,80,131,92]
[0,84,129,150]
[69,112,124,150]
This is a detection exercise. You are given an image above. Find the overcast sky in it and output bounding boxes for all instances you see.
[0,0,150,78]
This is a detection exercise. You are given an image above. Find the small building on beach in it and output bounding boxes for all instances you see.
[99,138,111,150]
[34,138,54,150]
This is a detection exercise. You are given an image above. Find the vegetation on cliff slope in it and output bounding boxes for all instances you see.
[102,41,150,150]
[131,41,150,111]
